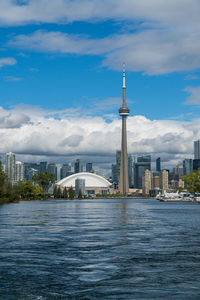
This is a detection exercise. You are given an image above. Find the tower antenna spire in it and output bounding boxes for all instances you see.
[119,63,130,195]
[123,62,126,88]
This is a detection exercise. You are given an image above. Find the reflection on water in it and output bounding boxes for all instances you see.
[0,198,200,299]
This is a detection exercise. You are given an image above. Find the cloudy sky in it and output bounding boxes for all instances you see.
[1,0,200,175]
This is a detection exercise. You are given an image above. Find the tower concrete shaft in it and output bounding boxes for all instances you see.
[119,64,130,195]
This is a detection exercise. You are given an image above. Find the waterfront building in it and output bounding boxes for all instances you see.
[194,140,200,159]
[86,163,93,173]
[60,163,72,179]
[5,152,16,183]
[75,178,86,196]
[74,159,83,173]
[128,154,136,188]
[156,157,161,172]
[119,64,130,195]
[142,169,152,195]
[183,159,193,175]
[15,161,24,182]
[47,163,57,179]
[159,170,168,191]
[135,155,151,189]
[57,172,112,196]
[151,171,160,189]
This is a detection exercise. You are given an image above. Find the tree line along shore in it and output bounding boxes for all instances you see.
[1,159,200,204]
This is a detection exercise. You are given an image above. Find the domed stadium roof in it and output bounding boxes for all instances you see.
[57,172,112,188]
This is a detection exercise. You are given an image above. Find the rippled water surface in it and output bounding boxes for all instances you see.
[1,198,200,299]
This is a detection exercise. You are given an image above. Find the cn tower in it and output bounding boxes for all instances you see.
[119,63,130,195]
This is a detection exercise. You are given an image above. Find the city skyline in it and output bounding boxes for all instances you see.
[1,1,200,173]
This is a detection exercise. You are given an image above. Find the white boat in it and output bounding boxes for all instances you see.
[156,191,194,202]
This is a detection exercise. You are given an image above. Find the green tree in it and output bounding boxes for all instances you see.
[0,161,7,199]
[53,185,63,198]
[182,169,200,193]
[32,172,56,193]
[53,185,58,198]
[63,187,68,199]
[16,181,41,200]
[68,186,74,199]
[78,189,82,199]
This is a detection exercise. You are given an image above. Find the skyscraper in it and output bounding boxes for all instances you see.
[194,140,200,159]
[112,150,121,186]
[15,161,24,182]
[39,161,47,173]
[156,157,161,172]
[183,159,193,175]
[5,152,16,183]
[134,155,151,189]
[86,163,93,173]
[128,154,136,188]
[159,170,168,191]
[142,169,152,195]
[74,159,83,173]
[119,64,130,195]
[60,163,72,179]
[47,163,57,179]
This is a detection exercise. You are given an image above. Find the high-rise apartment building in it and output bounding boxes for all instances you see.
[159,170,168,191]
[142,169,152,195]
[151,171,160,189]
[128,154,136,188]
[15,161,24,182]
[74,159,83,173]
[194,140,200,159]
[5,152,16,183]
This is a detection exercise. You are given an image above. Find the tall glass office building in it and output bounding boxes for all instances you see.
[194,140,200,159]
[128,154,137,188]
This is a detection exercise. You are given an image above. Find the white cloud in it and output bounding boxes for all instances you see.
[184,86,200,105]
[4,75,23,81]
[0,0,200,27]
[8,28,200,75]
[0,57,17,68]
[0,105,197,172]
[1,1,200,74]
[0,106,30,128]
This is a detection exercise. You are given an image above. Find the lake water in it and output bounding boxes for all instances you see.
[0,198,200,299]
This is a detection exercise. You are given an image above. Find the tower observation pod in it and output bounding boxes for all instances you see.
[119,63,130,195]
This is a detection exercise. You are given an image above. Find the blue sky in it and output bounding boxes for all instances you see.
[1,0,200,173]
